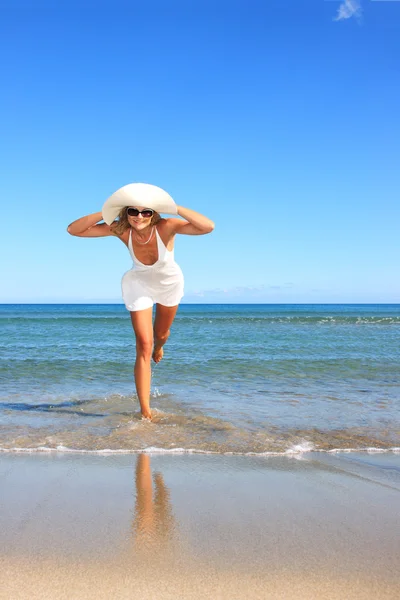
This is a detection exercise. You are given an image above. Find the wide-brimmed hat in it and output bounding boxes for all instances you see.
[102,183,178,225]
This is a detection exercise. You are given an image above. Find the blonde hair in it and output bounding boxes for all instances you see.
[110,207,161,236]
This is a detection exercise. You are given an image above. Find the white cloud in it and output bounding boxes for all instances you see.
[334,0,362,21]
[185,283,296,300]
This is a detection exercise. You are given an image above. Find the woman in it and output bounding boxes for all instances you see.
[67,198,214,420]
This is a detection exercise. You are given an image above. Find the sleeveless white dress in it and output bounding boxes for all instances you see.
[121,227,184,311]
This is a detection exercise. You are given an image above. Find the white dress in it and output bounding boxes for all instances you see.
[121,227,184,311]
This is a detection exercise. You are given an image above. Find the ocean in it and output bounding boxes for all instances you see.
[0,304,399,455]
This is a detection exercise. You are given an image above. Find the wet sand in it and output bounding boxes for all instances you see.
[0,452,399,599]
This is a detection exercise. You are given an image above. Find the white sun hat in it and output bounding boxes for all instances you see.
[102,183,178,225]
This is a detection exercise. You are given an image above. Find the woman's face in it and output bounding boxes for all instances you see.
[127,206,153,231]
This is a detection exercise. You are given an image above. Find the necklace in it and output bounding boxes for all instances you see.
[134,226,155,245]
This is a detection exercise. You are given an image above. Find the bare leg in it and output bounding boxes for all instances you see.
[152,304,180,364]
[130,308,154,419]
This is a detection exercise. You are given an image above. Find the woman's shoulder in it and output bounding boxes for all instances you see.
[157,217,180,232]
[156,217,170,232]
[156,218,179,249]
[115,226,131,246]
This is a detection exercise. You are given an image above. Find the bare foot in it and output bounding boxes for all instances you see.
[141,410,152,421]
[152,346,164,364]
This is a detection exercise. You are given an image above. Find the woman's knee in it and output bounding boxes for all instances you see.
[135,336,153,360]
[154,327,170,343]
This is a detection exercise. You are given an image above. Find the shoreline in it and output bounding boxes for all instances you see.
[1,452,399,599]
[1,445,399,455]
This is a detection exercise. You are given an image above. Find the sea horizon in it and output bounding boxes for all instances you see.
[2,302,400,306]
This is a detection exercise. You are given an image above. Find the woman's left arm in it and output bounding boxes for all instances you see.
[167,206,215,236]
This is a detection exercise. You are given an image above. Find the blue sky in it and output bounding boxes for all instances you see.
[1,0,399,303]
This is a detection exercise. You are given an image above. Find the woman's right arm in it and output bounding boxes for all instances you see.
[67,212,115,237]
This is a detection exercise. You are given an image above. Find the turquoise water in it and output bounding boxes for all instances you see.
[0,304,399,454]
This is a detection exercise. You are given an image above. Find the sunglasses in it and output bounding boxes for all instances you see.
[126,207,154,218]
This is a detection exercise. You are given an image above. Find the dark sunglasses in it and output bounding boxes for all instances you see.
[126,207,154,218]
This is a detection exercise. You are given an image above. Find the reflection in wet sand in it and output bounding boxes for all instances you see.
[131,454,177,556]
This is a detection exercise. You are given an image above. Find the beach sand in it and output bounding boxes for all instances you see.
[0,451,399,599]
